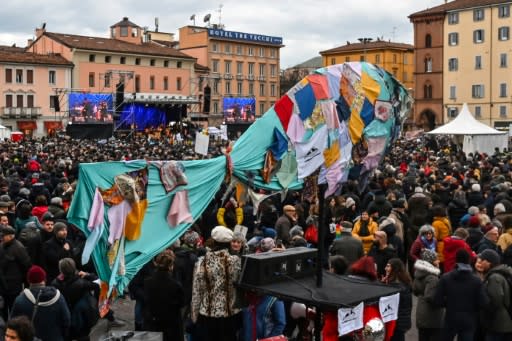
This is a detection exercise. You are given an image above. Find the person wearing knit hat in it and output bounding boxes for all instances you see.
[230,231,247,256]
[183,230,200,248]
[345,197,356,209]
[11,265,71,341]
[41,221,73,284]
[259,237,276,252]
[191,226,241,340]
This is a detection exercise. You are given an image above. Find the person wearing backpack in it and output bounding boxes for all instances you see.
[476,249,512,340]
[18,222,42,266]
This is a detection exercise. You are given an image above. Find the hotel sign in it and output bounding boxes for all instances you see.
[208,28,283,45]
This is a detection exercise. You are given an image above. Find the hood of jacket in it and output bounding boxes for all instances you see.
[414,260,441,278]
[25,285,61,306]
[486,264,512,279]
[443,236,467,253]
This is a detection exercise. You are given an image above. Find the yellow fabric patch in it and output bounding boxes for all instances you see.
[323,142,340,168]
[125,199,148,241]
[361,71,381,104]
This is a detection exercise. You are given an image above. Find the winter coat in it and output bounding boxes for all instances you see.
[432,216,451,263]
[41,236,73,283]
[480,264,512,333]
[274,215,294,245]
[433,263,489,331]
[0,239,31,295]
[191,248,241,321]
[368,245,397,278]
[11,285,70,341]
[466,227,484,250]
[47,204,66,220]
[387,209,406,242]
[352,218,378,254]
[442,236,475,273]
[409,236,436,264]
[467,191,485,208]
[474,237,501,254]
[367,195,392,219]
[242,295,286,341]
[144,270,185,341]
[447,199,467,229]
[329,231,364,265]
[391,282,412,332]
[412,260,444,329]
[497,228,512,253]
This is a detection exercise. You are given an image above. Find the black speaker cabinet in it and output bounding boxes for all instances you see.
[240,247,317,286]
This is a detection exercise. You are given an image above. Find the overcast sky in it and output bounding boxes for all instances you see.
[1,0,443,68]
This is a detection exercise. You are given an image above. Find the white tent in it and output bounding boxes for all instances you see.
[0,125,10,140]
[426,103,508,155]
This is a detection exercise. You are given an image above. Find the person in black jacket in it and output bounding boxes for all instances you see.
[51,258,99,341]
[434,248,489,341]
[0,225,31,319]
[41,222,73,284]
[381,258,412,341]
[143,249,185,341]
[367,231,397,279]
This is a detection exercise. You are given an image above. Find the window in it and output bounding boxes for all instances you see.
[213,101,218,113]
[177,61,182,68]
[475,106,482,117]
[270,64,276,77]
[237,82,242,95]
[104,73,110,88]
[5,94,12,108]
[149,76,155,90]
[259,47,265,57]
[237,62,243,75]
[120,27,128,37]
[500,83,507,97]
[26,70,33,84]
[163,76,168,91]
[360,55,365,62]
[27,95,34,108]
[270,49,276,58]
[375,54,380,64]
[212,43,218,52]
[474,8,484,21]
[500,105,507,117]
[89,54,96,62]
[450,85,456,99]
[499,27,510,41]
[448,32,458,46]
[248,82,254,96]
[501,53,508,67]
[135,75,140,92]
[499,5,510,18]
[259,83,265,96]
[475,55,482,69]
[270,83,276,97]
[330,57,336,65]
[176,77,182,91]
[248,63,255,76]
[225,60,231,74]
[150,59,156,66]
[135,58,141,65]
[345,56,350,62]
[448,107,458,118]
[402,72,408,82]
[212,60,219,73]
[236,45,242,55]
[225,44,231,54]
[260,102,265,115]
[448,58,458,71]
[259,64,265,76]
[404,54,408,65]
[105,56,111,63]
[248,47,254,56]
[120,56,126,64]
[425,57,433,72]
[49,95,59,109]
[425,34,432,47]
[473,30,484,43]
[472,84,484,98]
[5,69,12,83]
[15,69,23,83]
[88,72,95,87]
[448,12,459,24]
[225,81,231,94]
[424,84,433,99]
[131,28,138,37]
[213,80,219,94]
[16,95,23,108]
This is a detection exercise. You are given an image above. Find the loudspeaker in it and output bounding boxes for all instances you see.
[240,247,317,286]
[53,96,60,112]
[115,82,125,107]
[203,85,211,113]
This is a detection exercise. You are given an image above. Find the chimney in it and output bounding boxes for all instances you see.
[27,39,33,46]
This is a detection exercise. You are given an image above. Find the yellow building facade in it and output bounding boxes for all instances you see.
[443,3,512,130]
[320,40,414,91]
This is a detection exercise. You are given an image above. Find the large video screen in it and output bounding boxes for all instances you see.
[69,93,113,124]
[223,97,256,123]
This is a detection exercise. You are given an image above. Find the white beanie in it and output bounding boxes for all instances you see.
[471,183,481,192]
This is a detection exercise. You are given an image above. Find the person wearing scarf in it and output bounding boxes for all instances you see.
[410,224,437,266]
[352,210,378,254]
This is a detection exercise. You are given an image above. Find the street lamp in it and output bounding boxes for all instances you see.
[358,37,373,62]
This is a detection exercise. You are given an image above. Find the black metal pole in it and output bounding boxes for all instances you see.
[314,183,327,341]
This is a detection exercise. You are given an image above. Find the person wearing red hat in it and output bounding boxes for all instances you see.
[11,265,70,341]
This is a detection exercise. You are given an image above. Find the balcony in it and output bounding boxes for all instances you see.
[247,75,255,81]
[258,76,266,81]
[1,107,42,119]
[211,73,221,79]
[236,74,244,80]
[224,73,233,80]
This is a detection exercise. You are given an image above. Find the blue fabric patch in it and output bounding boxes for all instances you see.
[295,84,316,121]
[335,96,351,122]
[360,98,375,126]
[270,128,288,161]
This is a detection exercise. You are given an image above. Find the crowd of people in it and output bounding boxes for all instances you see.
[0,130,512,341]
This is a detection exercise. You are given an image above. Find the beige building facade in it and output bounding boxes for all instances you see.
[179,25,283,120]
[443,2,512,130]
